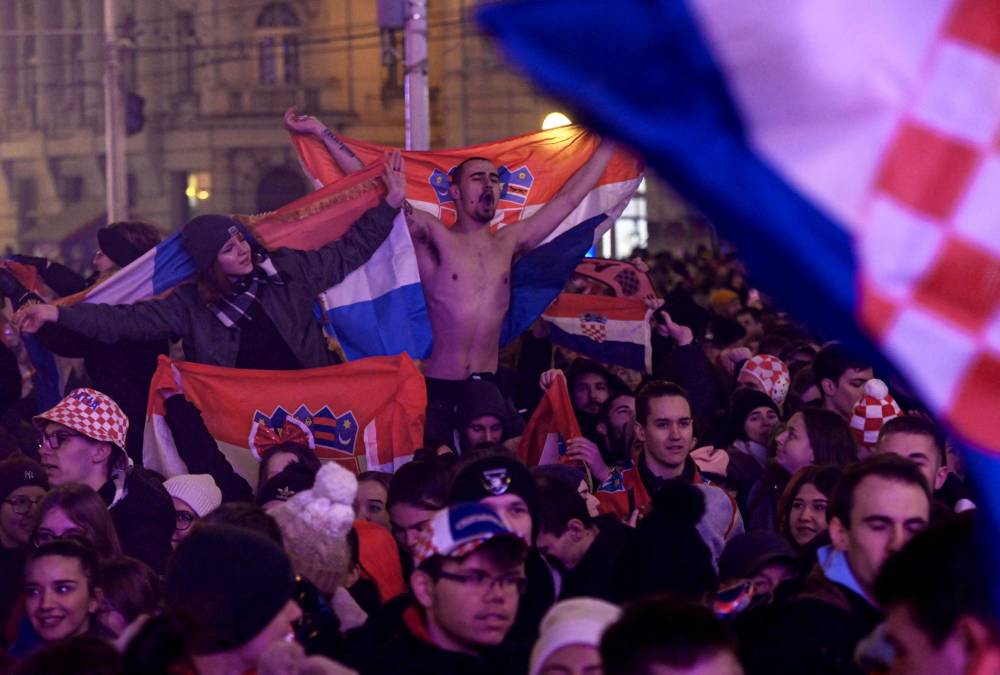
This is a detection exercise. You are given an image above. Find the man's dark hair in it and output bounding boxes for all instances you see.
[878,416,946,465]
[386,459,451,511]
[107,220,162,254]
[597,391,636,426]
[635,380,690,426]
[534,475,594,536]
[828,454,931,527]
[448,156,493,185]
[875,514,996,646]
[200,502,284,547]
[812,342,870,397]
[601,595,740,675]
[357,470,392,490]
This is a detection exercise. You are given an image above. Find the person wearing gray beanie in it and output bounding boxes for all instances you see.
[14,154,407,371]
[165,523,300,672]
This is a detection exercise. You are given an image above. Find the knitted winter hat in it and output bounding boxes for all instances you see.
[725,387,781,444]
[529,598,622,675]
[849,379,903,450]
[34,388,129,451]
[270,462,357,595]
[181,214,243,272]
[738,354,791,407]
[165,523,294,654]
[257,462,317,507]
[0,456,48,501]
[164,474,223,518]
[718,531,799,584]
[447,454,540,527]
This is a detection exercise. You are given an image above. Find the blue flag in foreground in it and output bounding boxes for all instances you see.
[480,0,1000,603]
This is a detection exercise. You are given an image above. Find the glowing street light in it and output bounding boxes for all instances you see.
[542,111,572,130]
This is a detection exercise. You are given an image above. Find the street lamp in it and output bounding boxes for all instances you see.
[542,112,572,130]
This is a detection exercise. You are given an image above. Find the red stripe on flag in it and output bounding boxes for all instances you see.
[946,0,1000,57]
[913,237,1000,332]
[543,293,650,322]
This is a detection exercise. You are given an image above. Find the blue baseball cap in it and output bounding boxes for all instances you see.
[413,501,525,565]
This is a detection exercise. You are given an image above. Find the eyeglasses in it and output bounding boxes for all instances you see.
[3,495,44,516]
[434,569,528,595]
[37,430,84,451]
[175,511,197,531]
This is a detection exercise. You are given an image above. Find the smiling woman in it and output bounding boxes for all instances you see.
[22,539,102,647]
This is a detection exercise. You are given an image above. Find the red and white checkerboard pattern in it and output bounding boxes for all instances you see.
[738,354,790,407]
[858,0,1000,450]
[580,319,608,343]
[34,388,129,450]
[850,398,903,449]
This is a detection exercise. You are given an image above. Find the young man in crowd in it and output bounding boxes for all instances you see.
[534,475,631,601]
[595,390,637,468]
[875,514,999,675]
[812,343,874,421]
[33,388,174,573]
[369,501,530,674]
[596,380,743,562]
[387,459,453,560]
[601,596,746,675]
[447,450,556,647]
[746,454,931,675]
[876,416,975,512]
[451,379,524,453]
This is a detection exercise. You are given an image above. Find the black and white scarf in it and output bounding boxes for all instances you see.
[209,255,284,328]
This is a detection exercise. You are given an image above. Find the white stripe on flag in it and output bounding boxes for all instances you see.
[321,214,421,306]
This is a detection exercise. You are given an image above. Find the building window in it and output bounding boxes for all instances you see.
[60,176,84,205]
[256,3,301,85]
[600,178,648,259]
[176,11,196,94]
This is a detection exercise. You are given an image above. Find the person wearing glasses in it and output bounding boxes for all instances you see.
[33,388,174,574]
[163,474,223,548]
[0,456,48,639]
[366,501,529,675]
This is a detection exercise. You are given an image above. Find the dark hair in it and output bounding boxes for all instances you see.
[597,391,636,426]
[448,156,493,185]
[812,342,870,396]
[13,636,121,675]
[357,471,392,491]
[27,538,100,592]
[200,502,283,547]
[875,514,995,646]
[33,484,123,561]
[122,613,198,675]
[418,533,527,576]
[778,465,843,538]
[97,556,161,625]
[534,475,593,536]
[566,358,630,398]
[636,380,690,426]
[386,460,451,511]
[107,220,162,253]
[829,454,931,527]
[346,526,360,570]
[194,260,234,305]
[601,595,740,675]
[878,416,946,465]
[800,408,857,466]
[257,443,320,490]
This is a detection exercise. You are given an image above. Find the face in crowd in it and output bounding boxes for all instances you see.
[572,373,610,416]
[878,432,948,492]
[775,413,814,475]
[822,367,873,419]
[788,482,829,547]
[463,415,504,449]
[390,502,437,558]
[829,475,929,597]
[637,395,696,474]
[744,406,779,447]
[450,159,502,224]
[0,485,46,548]
[215,232,253,278]
[25,554,99,643]
[355,478,390,529]
[171,497,199,549]
[37,423,109,488]
[412,546,526,654]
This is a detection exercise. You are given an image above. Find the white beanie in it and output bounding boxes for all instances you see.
[271,462,357,595]
[529,598,622,675]
[164,474,223,518]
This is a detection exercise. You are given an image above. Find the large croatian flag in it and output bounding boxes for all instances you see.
[480,0,1000,597]
[290,125,645,347]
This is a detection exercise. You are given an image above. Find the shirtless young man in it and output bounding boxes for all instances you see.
[285,110,616,443]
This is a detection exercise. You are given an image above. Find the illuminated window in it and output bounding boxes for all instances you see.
[185,172,212,209]
[600,178,648,259]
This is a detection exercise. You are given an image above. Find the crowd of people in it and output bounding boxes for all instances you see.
[0,125,992,675]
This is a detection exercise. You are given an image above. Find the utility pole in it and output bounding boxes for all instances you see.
[103,0,127,222]
[403,0,430,151]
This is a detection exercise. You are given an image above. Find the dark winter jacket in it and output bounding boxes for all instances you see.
[99,468,175,574]
[745,461,791,532]
[559,514,632,601]
[56,201,397,368]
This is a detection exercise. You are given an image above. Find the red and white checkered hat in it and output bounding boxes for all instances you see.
[849,379,902,450]
[737,354,790,407]
[34,388,129,450]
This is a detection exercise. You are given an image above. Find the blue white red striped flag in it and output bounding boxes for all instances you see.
[542,294,653,373]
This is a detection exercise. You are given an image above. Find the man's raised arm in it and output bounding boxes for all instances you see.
[512,139,617,254]
[284,108,364,174]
